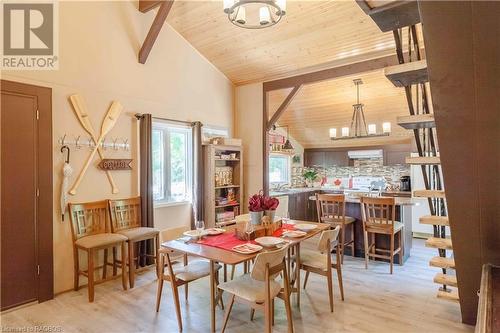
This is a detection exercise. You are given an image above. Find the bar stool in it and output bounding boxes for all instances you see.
[69,200,128,302]
[360,196,404,274]
[108,197,160,288]
[316,193,355,263]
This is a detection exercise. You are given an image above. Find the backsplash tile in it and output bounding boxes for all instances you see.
[291,157,409,189]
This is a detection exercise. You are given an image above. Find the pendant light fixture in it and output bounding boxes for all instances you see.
[330,79,391,140]
[223,0,286,29]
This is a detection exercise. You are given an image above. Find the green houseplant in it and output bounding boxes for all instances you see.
[303,169,319,187]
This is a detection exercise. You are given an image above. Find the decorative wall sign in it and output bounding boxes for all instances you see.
[98,159,132,170]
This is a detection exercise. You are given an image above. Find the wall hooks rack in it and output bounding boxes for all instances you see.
[58,135,130,151]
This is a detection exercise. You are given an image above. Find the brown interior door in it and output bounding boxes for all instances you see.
[1,88,40,309]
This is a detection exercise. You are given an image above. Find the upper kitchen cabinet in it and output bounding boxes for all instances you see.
[304,150,349,167]
[325,151,349,167]
[304,151,325,167]
[384,150,408,165]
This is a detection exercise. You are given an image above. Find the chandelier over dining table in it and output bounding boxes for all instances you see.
[223,0,287,29]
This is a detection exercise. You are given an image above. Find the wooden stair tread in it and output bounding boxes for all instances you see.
[437,289,459,302]
[405,156,440,165]
[425,237,453,250]
[434,273,458,287]
[384,59,428,87]
[397,114,436,130]
[356,0,420,32]
[413,190,446,199]
[420,215,449,226]
[430,256,455,269]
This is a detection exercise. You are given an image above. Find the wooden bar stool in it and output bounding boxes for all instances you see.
[360,196,404,274]
[316,193,355,263]
[108,197,160,288]
[69,200,128,302]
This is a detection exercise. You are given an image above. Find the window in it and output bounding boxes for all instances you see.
[152,122,192,204]
[269,154,290,184]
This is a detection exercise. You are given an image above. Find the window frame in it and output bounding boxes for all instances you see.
[269,153,291,185]
[152,121,193,206]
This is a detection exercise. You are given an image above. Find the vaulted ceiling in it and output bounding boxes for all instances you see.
[167,0,399,85]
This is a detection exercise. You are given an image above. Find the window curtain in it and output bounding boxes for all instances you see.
[138,113,155,266]
[191,121,203,229]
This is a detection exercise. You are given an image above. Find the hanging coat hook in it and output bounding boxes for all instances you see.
[61,145,70,163]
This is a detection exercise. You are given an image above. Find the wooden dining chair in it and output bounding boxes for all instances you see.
[316,193,355,263]
[69,200,128,302]
[360,196,404,274]
[155,248,222,332]
[108,197,160,288]
[218,246,294,333]
[294,226,344,312]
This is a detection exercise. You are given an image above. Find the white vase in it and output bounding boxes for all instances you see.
[250,211,263,225]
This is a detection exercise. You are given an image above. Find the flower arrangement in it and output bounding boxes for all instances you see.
[248,191,280,224]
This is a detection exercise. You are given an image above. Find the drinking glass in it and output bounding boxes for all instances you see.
[195,220,205,238]
[282,211,290,225]
[245,221,254,243]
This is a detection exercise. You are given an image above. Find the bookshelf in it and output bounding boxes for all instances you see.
[203,144,243,227]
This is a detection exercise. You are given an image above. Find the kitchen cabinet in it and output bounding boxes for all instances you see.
[325,151,348,167]
[385,150,408,165]
[286,190,318,222]
[304,151,325,167]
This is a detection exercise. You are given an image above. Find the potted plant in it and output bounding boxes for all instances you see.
[303,169,319,187]
[248,192,264,225]
[263,196,279,222]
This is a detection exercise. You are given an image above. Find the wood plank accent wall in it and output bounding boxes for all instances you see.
[419,1,500,325]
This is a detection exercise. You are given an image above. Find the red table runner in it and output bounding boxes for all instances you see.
[197,223,296,251]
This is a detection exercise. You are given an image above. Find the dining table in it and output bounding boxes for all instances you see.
[160,220,330,333]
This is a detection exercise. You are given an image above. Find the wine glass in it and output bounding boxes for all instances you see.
[195,220,205,238]
[245,221,254,243]
[282,211,290,225]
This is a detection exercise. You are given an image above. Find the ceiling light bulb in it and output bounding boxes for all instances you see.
[329,128,337,138]
[276,0,286,14]
[382,122,391,133]
[341,127,350,137]
[259,6,270,25]
[223,0,234,13]
[368,124,377,135]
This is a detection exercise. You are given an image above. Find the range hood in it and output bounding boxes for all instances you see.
[347,149,383,159]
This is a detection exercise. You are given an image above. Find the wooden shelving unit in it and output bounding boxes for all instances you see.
[203,144,243,228]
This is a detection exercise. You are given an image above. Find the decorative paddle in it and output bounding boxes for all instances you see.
[69,101,123,195]
[69,94,119,194]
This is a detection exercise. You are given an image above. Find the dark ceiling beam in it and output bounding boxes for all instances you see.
[263,54,400,92]
[266,85,302,131]
[138,0,174,64]
[139,0,163,13]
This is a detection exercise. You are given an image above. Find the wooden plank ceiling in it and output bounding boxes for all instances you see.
[167,0,400,85]
[269,70,413,148]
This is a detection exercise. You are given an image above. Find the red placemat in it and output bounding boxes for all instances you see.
[272,223,295,237]
[197,232,256,251]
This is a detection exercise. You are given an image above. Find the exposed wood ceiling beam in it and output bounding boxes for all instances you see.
[263,54,400,92]
[138,0,174,64]
[139,0,163,13]
[267,85,302,131]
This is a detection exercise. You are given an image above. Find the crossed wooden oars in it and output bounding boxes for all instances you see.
[68,94,123,195]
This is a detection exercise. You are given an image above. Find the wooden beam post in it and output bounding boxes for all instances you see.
[139,0,163,13]
[138,0,174,64]
[266,85,302,131]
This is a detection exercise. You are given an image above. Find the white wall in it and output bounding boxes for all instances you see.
[2,1,233,293]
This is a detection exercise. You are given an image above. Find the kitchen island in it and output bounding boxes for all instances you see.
[271,188,416,264]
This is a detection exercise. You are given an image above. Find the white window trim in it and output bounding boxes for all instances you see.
[153,121,193,205]
[269,153,291,185]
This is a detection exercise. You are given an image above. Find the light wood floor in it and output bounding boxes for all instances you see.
[1,239,473,332]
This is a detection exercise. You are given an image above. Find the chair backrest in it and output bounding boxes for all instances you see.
[251,245,289,281]
[69,200,109,241]
[108,197,141,232]
[360,196,396,230]
[316,193,346,224]
[317,225,341,253]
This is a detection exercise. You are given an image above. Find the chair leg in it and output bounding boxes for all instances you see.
[303,270,310,290]
[265,298,272,333]
[350,223,355,258]
[73,247,80,291]
[128,241,135,288]
[221,294,235,333]
[121,242,128,290]
[250,308,255,321]
[103,248,108,279]
[390,233,395,274]
[283,268,294,333]
[223,264,227,282]
[87,249,95,302]
[327,269,334,312]
[155,254,164,312]
[112,247,118,276]
[363,231,369,269]
[230,264,236,280]
[335,249,345,301]
[170,281,183,331]
[155,235,161,278]
[215,270,224,309]
[340,225,346,264]
[271,299,275,326]
[399,228,404,266]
